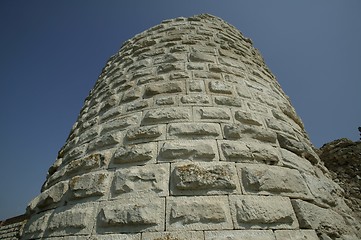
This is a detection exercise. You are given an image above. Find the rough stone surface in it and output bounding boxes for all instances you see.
[18,13,360,239]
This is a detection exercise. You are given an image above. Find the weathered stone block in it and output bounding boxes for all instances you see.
[166,196,233,231]
[219,141,253,162]
[113,142,156,165]
[189,51,215,62]
[214,96,243,107]
[223,124,276,143]
[78,127,99,144]
[274,230,319,240]
[247,141,280,164]
[291,199,351,237]
[158,140,218,162]
[23,211,52,239]
[142,107,191,124]
[66,153,104,176]
[230,195,298,229]
[69,171,110,199]
[143,231,204,240]
[144,81,185,97]
[194,107,231,122]
[236,85,252,98]
[47,203,97,236]
[121,87,142,102]
[171,162,239,195]
[277,133,305,157]
[101,114,141,134]
[302,173,340,207]
[180,94,211,105]
[157,63,182,74]
[234,110,263,126]
[92,234,141,240]
[28,181,68,213]
[238,164,313,200]
[280,149,315,174]
[208,80,233,94]
[168,122,222,139]
[125,100,149,112]
[188,80,204,92]
[98,198,165,233]
[112,163,169,197]
[205,230,276,240]
[125,125,165,143]
[88,132,120,151]
[155,96,175,105]
[154,53,186,64]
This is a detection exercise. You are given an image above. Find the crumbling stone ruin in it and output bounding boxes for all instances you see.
[2,14,360,240]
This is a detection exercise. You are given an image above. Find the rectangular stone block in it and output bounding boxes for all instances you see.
[121,86,143,103]
[142,231,204,240]
[142,107,192,124]
[28,181,68,212]
[205,230,276,240]
[180,94,211,105]
[155,96,175,105]
[208,80,233,94]
[47,202,97,237]
[234,110,263,126]
[274,230,319,240]
[247,141,280,164]
[125,125,166,143]
[91,234,141,240]
[236,85,252,98]
[23,211,52,239]
[69,171,111,199]
[167,122,222,139]
[125,100,149,112]
[230,195,298,229]
[188,80,205,92]
[237,164,313,200]
[219,140,253,162]
[101,114,141,134]
[194,107,232,122]
[280,149,315,175]
[144,81,185,97]
[112,142,157,165]
[112,163,169,197]
[166,196,233,231]
[171,162,240,195]
[98,198,165,233]
[214,96,243,107]
[88,132,123,152]
[158,140,218,162]
[189,51,215,62]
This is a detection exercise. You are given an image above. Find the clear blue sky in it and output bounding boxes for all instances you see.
[0,1,360,220]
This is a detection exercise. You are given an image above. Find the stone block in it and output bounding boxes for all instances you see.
[291,199,351,237]
[214,96,243,107]
[280,149,315,175]
[302,173,340,207]
[125,100,149,112]
[154,53,186,64]
[180,94,211,105]
[100,106,123,122]
[142,231,204,240]
[171,162,240,195]
[144,81,185,97]
[205,230,276,240]
[157,63,182,74]
[247,141,280,164]
[236,85,252,98]
[155,96,175,105]
[112,163,169,197]
[92,234,141,240]
[219,140,253,162]
[189,51,215,62]
[208,80,233,94]
[112,142,157,165]
[194,107,232,122]
[69,171,111,199]
[101,114,141,134]
[274,230,319,240]
[121,87,143,102]
[188,80,205,92]
[88,132,123,152]
[158,140,218,162]
[218,56,245,69]
[66,153,105,176]
[234,110,263,126]
[78,127,99,144]
[142,107,191,124]
[223,124,276,143]
[230,195,298,229]
[28,181,68,213]
[47,202,97,237]
[277,134,305,157]
[98,198,165,233]
[166,196,233,231]
[125,125,165,143]
[247,102,269,114]
[23,211,52,239]
[238,164,313,200]
[167,122,222,139]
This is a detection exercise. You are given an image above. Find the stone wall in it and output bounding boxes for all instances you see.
[0,214,28,240]
[20,14,360,240]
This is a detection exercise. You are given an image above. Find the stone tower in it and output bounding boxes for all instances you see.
[22,14,360,240]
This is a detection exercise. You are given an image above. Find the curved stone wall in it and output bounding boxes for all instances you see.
[22,14,360,240]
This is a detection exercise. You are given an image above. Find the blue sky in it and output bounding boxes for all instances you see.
[0,1,360,220]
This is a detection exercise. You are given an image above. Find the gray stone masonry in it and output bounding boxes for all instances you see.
[21,14,360,240]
